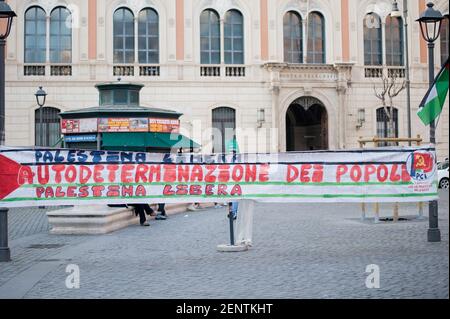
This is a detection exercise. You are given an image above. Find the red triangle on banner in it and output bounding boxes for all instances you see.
[0,155,22,200]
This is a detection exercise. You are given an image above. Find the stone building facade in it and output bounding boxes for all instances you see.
[3,0,450,159]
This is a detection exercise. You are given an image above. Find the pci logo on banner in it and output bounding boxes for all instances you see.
[406,151,436,181]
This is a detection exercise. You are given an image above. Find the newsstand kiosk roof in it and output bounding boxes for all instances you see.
[60,81,182,119]
[59,81,199,152]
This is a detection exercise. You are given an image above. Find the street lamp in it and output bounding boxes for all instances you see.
[391,1,401,17]
[391,0,412,146]
[35,86,47,146]
[0,1,15,40]
[0,0,16,263]
[35,87,47,210]
[0,0,16,144]
[416,2,443,243]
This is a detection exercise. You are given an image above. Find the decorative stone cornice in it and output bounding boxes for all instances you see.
[263,62,336,73]
[263,62,355,93]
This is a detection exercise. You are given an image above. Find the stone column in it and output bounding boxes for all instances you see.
[337,86,346,149]
[302,19,308,63]
[271,85,280,152]
[220,18,225,64]
[46,15,50,63]
[381,21,386,68]
[134,16,139,64]
[335,63,354,149]
[268,65,282,152]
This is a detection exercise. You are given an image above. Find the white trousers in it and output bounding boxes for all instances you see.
[235,200,255,246]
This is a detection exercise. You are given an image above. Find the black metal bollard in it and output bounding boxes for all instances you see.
[229,209,235,246]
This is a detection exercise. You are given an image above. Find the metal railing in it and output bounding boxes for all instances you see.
[225,65,246,77]
[24,64,74,76]
[139,65,160,76]
[24,65,46,76]
[388,67,406,78]
[200,65,248,77]
[50,65,72,76]
[113,65,135,76]
[364,66,406,78]
[200,65,221,77]
[364,66,383,78]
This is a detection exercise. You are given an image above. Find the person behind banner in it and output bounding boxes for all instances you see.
[155,203,167,220]
[128,204,155,226]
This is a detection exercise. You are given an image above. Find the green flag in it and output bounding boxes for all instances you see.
[417,58,449,126]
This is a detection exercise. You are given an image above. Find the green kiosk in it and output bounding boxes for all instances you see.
[60,80,199,152]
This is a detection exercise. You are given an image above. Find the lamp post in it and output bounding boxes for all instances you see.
[0,0,16,262]
[417,2,443,243]
[35,86,47,146]
[35,87,47,209]
[391,0,412,146]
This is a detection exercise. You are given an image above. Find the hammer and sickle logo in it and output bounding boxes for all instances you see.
[416,155,426,168]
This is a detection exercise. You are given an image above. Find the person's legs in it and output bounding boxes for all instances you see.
[135,205,149,226]
[158,203,166,216]
[235,200,254,246]
[155,203,167,220]
[142,204,155,216]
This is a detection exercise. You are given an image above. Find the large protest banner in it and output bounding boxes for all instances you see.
[0,146,438,208]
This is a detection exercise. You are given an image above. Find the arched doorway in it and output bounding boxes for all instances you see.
[212,107,236,153]
[286,97,328,151]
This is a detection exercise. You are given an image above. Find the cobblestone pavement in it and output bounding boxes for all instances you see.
[7,206,64,241]
[0,191,448,299]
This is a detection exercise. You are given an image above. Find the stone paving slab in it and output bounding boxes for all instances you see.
[7,206,64,241]
[0,191,448,299]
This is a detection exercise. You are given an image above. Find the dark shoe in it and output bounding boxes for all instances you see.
[155,214,167,220]
[140,222,150,226]
[147,210,156,216]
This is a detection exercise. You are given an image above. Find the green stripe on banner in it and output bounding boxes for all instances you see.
[2,192,438,202]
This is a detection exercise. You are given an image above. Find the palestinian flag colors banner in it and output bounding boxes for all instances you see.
[0,146,438,208]
[417,58,449,126]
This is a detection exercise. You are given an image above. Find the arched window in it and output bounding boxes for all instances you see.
[35,107,61,147]
[364,13,382,66]
[441,15,449,66]
[306,12,325,64]
[212,107,236,153]
[385,15,404,66]
[138,8,159,64]
[283,11,303,63]
[376,107,398,146]
[24,6,46,63]
[200,9,220,64]
[224,10,244,64]
[50,7,72,63]
[113,8,135,63]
